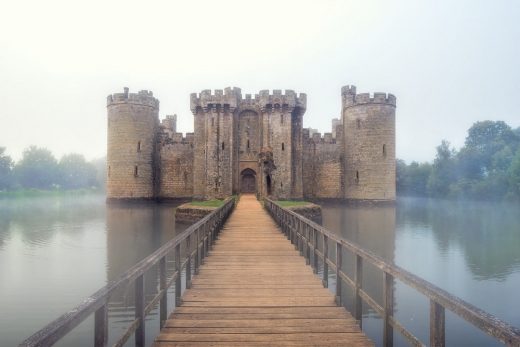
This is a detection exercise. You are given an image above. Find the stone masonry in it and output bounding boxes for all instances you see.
[106,85,396,202]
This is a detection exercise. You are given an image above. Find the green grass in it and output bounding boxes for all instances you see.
[275,200,311,207]
[189,199,225,208]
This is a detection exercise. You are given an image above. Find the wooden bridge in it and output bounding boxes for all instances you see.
[20,194,520,347]
[153,194,372,346]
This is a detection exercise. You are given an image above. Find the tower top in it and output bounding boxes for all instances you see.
[107,88,159,109]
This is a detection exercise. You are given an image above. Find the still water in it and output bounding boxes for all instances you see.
[0,195,519,346]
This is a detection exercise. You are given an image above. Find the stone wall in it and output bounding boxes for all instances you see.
[303,130,344,199]
[106,88,159,200]
[342,85,396,201]
[158,140,194,199]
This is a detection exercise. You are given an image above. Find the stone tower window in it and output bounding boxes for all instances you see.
[247,140,250,149]
[383,144,387,158]
[137,141,141,152]
[355,171,359,184]
[282,143,285,151]
[281,114,284,124]
[222,142,225,150]
[357,119,361,129]
[211,118,214,127]
[134,165,139,177]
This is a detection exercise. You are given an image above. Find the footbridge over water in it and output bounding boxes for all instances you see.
[21,195,520,347]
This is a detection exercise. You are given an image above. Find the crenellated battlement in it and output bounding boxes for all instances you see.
[342,85,396,108]
[303,129,336,144]
[107,87,159,108]
[190,87,307,113]
[190,87,242,113]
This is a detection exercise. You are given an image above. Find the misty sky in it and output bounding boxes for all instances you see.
[1,0,519,163]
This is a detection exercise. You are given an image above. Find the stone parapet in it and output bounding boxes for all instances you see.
[107,88,159,109]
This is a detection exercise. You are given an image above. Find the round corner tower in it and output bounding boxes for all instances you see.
[342,85,396,201]
[107,87,159,200]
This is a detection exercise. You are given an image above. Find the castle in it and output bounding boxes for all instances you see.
[106,85,396,202]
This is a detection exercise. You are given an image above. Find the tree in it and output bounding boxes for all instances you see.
[427,140,457,197]
[507,148,520,200]
[14,146,58,189]
[0,147,14,190]
[58,153,97,189]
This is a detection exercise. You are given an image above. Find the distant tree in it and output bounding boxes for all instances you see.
[427,140,457,197]
[507,148,520,200]
[396,159,431,196]
[14,146,58,189]
[58,153,97,189]
[91,156,107,190]
[0,147,14,190]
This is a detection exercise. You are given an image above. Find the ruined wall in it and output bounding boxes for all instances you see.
[303,130,344,199]
[158,136,194,199]
[342,85,396,201]
[106,88,159,200]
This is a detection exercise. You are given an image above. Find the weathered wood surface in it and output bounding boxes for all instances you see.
[153,194,373,347]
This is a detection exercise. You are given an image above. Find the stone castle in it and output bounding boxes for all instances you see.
[106,85,396,202]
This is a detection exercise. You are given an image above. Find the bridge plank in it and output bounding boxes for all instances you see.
[153,195,373,347]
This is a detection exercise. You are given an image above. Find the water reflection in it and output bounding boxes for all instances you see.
[0,195,186,347]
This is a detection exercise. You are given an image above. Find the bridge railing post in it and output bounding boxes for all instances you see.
[175,243,182,307]
[159,256,167,328]
[305,224,311,265]
[94,301,108,347]
[195,228,200,274]
[322,234,328,288]
[354,254,363,326]
[186,235,192,289]
[313,228,318,274]
[135,274,145,347]
[335,242,342,306]
[430,300,445,347]
[383,272,394,347]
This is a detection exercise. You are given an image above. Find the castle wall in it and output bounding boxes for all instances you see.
[106,89,159,200]
[158,141,193,199]
[303,131,344,199]
[342,86,396,201]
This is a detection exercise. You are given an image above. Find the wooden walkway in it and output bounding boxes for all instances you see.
[153,194,373,347]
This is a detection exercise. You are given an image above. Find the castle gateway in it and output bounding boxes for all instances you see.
[106,86,396,202]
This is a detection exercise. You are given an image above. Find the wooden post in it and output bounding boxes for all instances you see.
[430,300,445,347]
[313,228,318,274]
[353,254,363,326]
[305,224,311,265]
[195,228,200,275]
[322,234,328,288]
[135,274,145,347]
[383,272,394,347]
[94,302,108,347]
[335,242,342,306]
[175,243,182,307]
[159,256,167,328]
[186,235,192,289]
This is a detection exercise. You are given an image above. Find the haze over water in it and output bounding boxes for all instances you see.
[0,195,518,346]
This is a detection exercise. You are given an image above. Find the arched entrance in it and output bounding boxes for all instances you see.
[240,169,256,193]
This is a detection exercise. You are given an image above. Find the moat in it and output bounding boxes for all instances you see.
[1,195,519,346]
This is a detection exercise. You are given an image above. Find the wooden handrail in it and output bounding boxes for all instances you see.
[264,198,520,347]
[19,198,235,347]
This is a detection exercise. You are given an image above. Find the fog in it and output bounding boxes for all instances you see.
[1,0,519,162]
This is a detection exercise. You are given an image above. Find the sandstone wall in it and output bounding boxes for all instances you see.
[106,89,159,200]
[342,86,396,201]
[158,141,194,199]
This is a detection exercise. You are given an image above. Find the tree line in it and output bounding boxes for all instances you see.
[397,120,520,201]
[0,146,106,191]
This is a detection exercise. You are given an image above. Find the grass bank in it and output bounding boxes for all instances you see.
[275,200,312,207]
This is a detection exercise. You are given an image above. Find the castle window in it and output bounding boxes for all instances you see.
[222,142,225,150]
[383,144,387,158]
[357,119,361,129]
[282,143,285,151]
[247,140,250,149]
[355,171,359,184]
[211,118,214,126]
[281,114,284,124]
[137,141,141,152]
[280,182,283,188]
[134,165,139,177]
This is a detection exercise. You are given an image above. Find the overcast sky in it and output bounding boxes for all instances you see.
[1,0,519,163]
